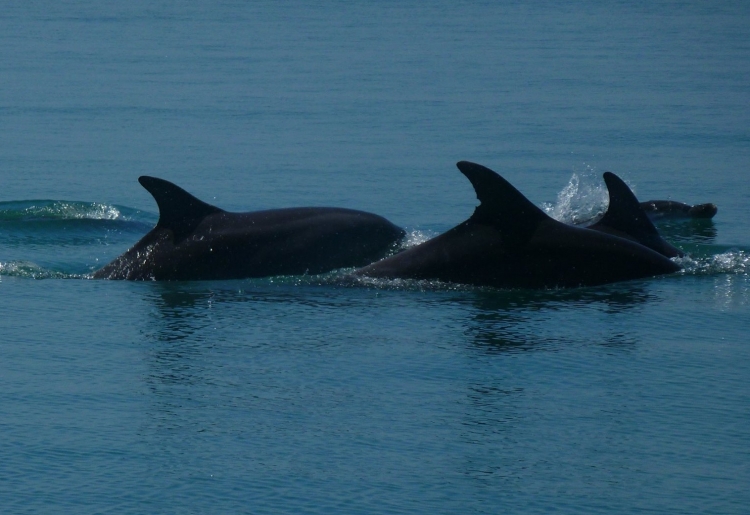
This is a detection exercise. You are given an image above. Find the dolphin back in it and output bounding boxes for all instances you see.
[354,162,680,289]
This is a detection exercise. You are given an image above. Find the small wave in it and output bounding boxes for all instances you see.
[0,200,126,221]
[0,200,156,225]
[0,260,81,279]
[0,200,155,246]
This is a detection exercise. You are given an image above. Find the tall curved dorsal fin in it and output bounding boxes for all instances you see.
[596,172,660,238]
[592,172,683,257]
[456,161,549,239]
[138,176,224,242]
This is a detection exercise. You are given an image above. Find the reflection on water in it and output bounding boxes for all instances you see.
[655,218,718,245]
[137,280,391,395]
[138,284,223,417]
[452,284,662,490]
[118,268,750,513]
[711,273,750,310]
[467,285,656,313]
[461,284,654,354]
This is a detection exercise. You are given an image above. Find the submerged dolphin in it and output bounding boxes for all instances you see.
[586,172,683,258]
[639,200,718,220]
[354,162,680,289]
[93,176,405,280]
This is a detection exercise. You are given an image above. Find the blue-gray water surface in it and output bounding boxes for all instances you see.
[1,2,749,514]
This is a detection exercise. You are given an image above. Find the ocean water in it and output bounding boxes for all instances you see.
[1,2,749,514]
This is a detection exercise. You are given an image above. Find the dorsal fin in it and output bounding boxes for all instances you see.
[592,172,683,257]
[456,161,549,239]
[138,176,224,242]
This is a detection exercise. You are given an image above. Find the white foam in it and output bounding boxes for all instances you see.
[676,250,749,276]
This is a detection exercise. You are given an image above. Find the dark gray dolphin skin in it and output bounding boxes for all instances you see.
[93,176,405,280]
[639,200,718,220]
[587,172,684,258]
[353,162,680,289]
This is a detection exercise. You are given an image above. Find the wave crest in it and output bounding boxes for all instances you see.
[0,260,80,279]
[0,200,124,222]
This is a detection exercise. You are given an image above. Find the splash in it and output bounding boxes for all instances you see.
[343,274,488,292]
[401,229,438,249]
[677,250,749,276]
[541,168,611,225]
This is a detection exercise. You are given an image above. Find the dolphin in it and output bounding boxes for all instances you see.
[353,162,680,289]
[639,200,718,220]
[586,172,684,258]
[93,176,405,280]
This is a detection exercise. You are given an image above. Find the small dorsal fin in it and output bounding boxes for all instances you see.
[456,161,549,239]
[592,172,683,257]
[138,176,224,242]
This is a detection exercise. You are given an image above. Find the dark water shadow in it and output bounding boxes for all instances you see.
[135,283,250,395]
[457,282,655,355]
[136,279,379,385]
[133,279,403,443]
[466,283,655,313]
[146,278,372,312]
[139,275,661,353]
[653,218,717,245]
[127,274,668,490]
[127,274,669,404]
[450,283,656,486]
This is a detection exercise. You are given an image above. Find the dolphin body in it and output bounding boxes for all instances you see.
[93,176,405,280]
[585,172,683,258]
[353,162,680,289]
[639,200,718,220]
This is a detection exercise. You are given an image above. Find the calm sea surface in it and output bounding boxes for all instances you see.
[1,2,749,513]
